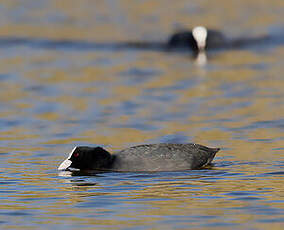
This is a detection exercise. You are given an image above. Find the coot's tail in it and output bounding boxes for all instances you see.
[206,147,220,165]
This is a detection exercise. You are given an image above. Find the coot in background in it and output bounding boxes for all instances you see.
[167,25,273,53]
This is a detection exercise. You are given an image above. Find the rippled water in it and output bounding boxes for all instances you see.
[0,1,283,229]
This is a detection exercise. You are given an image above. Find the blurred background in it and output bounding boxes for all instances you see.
[0,1,283,229]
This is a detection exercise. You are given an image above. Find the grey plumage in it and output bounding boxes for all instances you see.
[111,143,219,171]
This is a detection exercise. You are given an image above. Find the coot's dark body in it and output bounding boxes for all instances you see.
[58,143,220,172]
[112,143,219,171]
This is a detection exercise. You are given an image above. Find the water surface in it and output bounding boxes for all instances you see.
[0,1,283,229]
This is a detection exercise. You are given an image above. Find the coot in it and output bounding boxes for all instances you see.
[58,143,220,172]
[168,26,227,52]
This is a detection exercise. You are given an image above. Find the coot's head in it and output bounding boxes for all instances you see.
[192,26,208,51]
[168,26,208,52]
[58,146,112,171]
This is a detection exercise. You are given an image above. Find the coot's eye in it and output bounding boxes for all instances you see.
[73,152,79,157]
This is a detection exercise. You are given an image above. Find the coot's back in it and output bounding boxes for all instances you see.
[111,143,220,171]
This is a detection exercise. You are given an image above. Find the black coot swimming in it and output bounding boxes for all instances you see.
[58,143,220,172]
[167,25,271,53]
[168,26,227,52]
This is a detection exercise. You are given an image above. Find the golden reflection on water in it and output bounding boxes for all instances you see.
[0,0,282,40]
[0,0,283,229]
